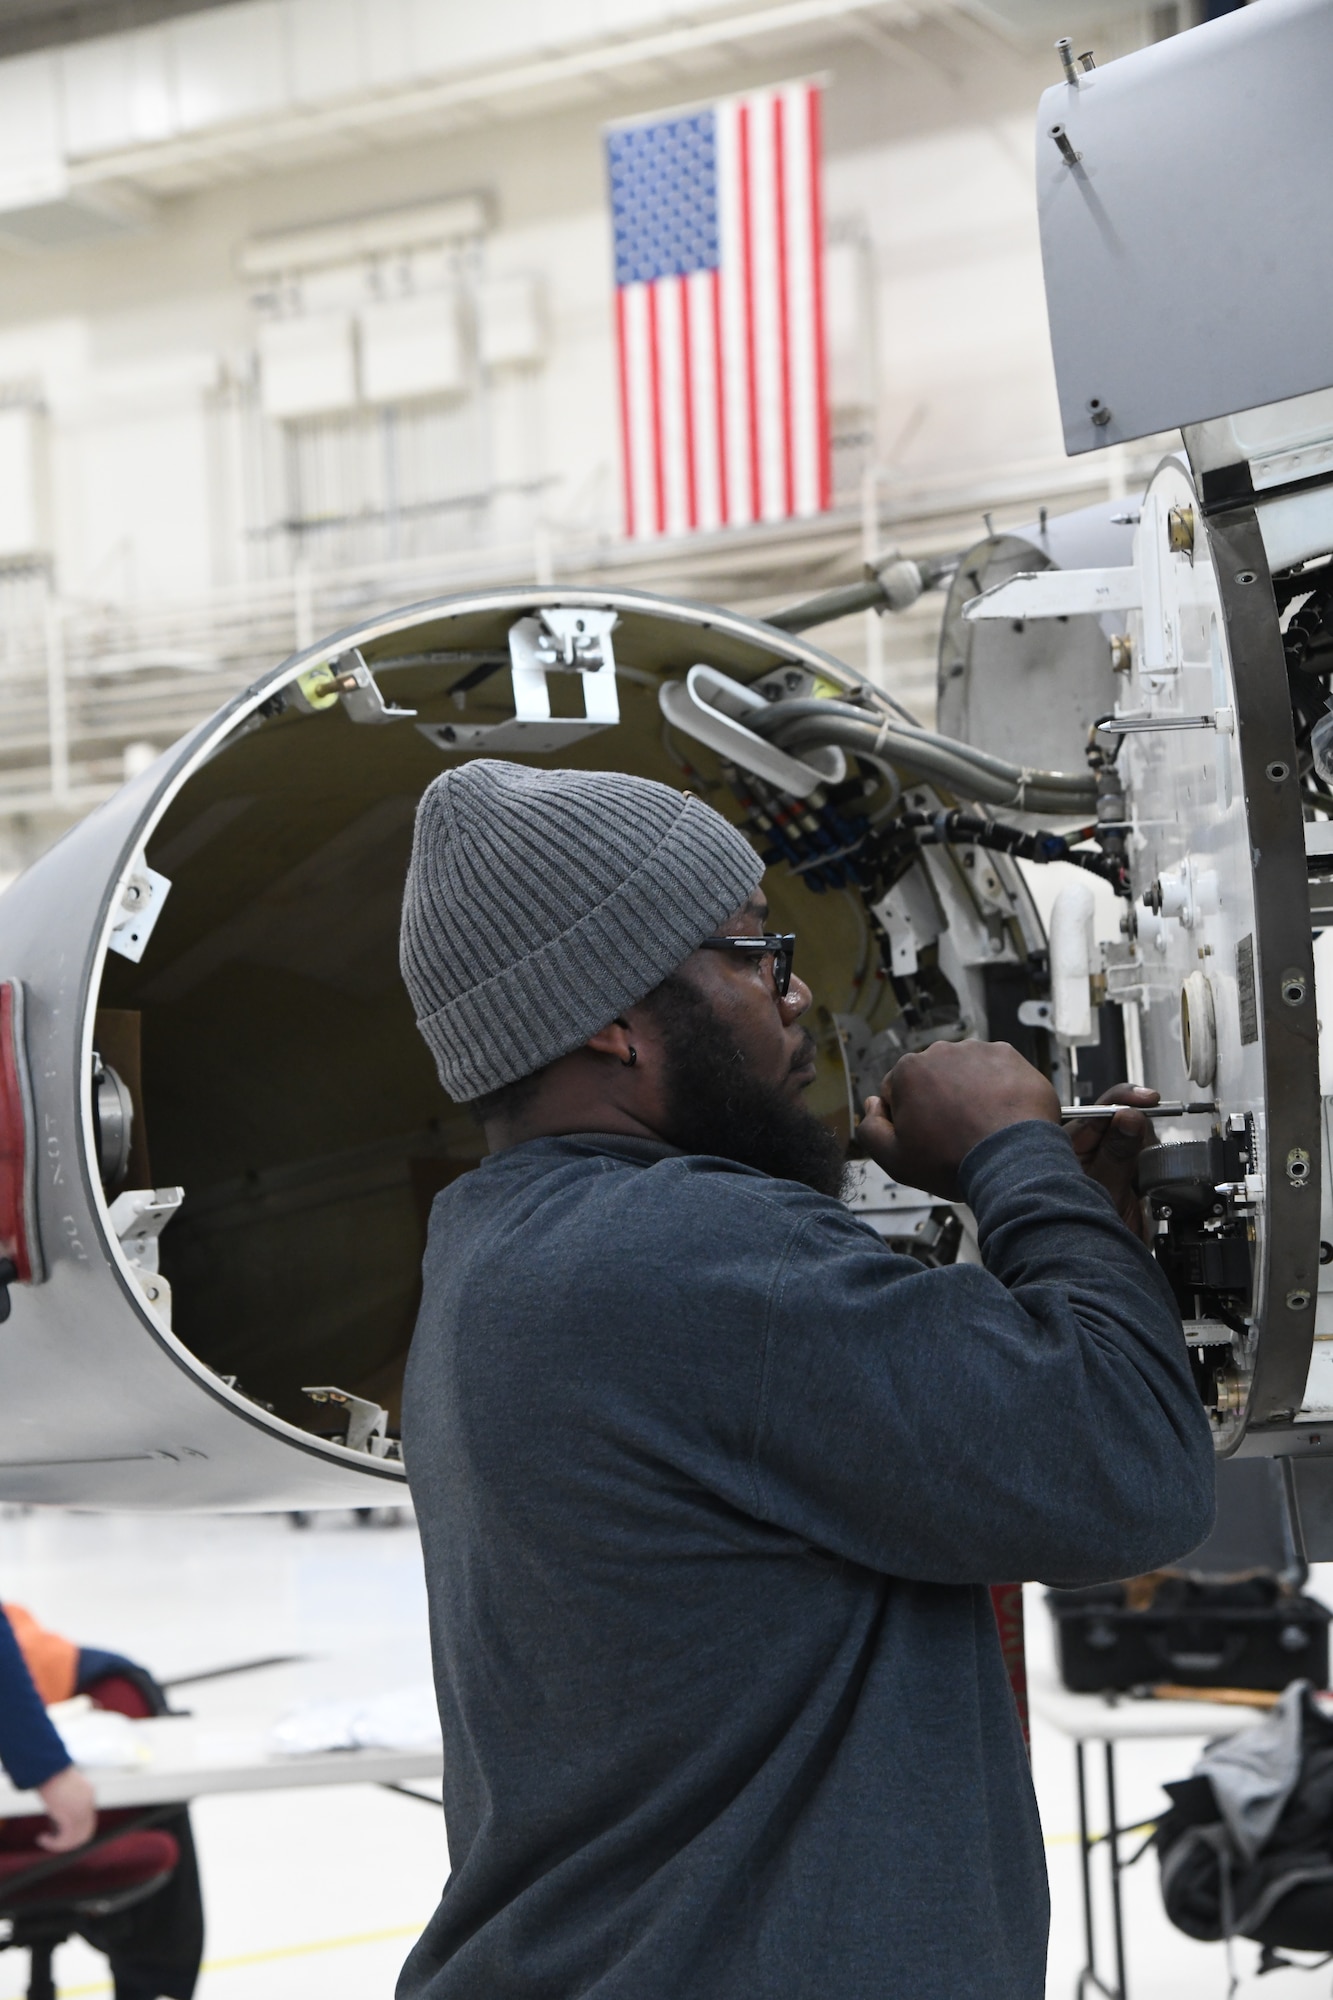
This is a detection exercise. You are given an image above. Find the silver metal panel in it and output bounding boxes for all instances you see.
[1037,0,1333,455]
[937,497,1132,772]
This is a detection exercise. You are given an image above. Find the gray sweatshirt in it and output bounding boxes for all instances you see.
[399,1119,1215,2000]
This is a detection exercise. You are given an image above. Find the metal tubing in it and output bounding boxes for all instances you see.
[756,697,1095,794]
[1076,1741,1097,1996]
[42,588,69,808]
[1104,1741,1128,2000]
[768,714,1098,814]
[765,578,888,632]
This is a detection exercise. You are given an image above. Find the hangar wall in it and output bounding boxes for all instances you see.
[0,0,1176,883]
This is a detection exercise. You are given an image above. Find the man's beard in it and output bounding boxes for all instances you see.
[644,974,848,1198]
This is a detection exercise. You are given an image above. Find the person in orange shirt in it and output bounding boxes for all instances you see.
[0,1602,203,2000]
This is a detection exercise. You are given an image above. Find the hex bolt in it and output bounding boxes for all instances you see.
[1050,124,1082,167]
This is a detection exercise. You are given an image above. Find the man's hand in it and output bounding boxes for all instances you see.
[859,1039,1060,1199]
[1066,1084,1159,1241]
[36,1763,96,1852]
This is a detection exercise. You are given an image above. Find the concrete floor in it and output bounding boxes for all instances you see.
[0,1508,1328,1998]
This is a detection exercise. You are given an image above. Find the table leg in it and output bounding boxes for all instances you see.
[1104,1740,1128,2000]
[1076,1740,1096,1998]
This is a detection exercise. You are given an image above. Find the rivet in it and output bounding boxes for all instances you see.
[1235,570,1258,586]
[1266,760,1290,782]
[1281,971,1308,1006]
[1287,1288,1312,1311]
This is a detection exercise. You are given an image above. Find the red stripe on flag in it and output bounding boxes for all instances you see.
[774,92,794,518]
[615,286,635,539]
[738,102,760,525]
[679,277,698,531]
[646,282,666,536]
[807,85,831,513]
[711,267,728,526]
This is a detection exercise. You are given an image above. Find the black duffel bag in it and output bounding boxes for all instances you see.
[1157,1684,1333,1956]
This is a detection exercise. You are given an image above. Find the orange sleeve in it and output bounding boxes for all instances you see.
[2,1603,79,1707]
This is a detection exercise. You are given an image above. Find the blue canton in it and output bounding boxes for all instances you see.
[606,110,718,287]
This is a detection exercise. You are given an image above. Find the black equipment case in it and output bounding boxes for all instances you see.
[1047,1459,1331,1695]
[1047,1575,1330,1693]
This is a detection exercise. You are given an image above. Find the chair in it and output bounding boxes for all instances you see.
[0,1671,181,2000]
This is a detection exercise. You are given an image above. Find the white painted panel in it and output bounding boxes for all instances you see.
[362,0,414,88]
[0,53,63,207]
[258,315,357,419]
[359,293,464,403]
[126,25,176,147]
[0,405,44,557]
[59,402,214,601]
[537,0,598,44]
[61,37,136,157]
[600,0,685,28]
[288,0,361,105]
[173,1,287,133]
[477,275,544,370]
[414,0,520,74]
[825,235,872,414]
[1037,0,1333,452]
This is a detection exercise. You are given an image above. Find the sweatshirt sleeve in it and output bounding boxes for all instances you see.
[744,1120,1216,1586]
[0,1606,73,1792]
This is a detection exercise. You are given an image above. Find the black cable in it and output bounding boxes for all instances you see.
[873,809,1128,893]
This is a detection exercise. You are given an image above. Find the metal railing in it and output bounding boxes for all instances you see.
[0,440,1159,828]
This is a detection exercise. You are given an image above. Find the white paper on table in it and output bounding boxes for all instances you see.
[268,1683,442,1757]
[51,1708,150,1771]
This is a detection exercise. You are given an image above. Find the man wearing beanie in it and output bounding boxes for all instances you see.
[397,759,1214,2000]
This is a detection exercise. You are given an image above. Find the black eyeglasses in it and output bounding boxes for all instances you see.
[698,932,797,997]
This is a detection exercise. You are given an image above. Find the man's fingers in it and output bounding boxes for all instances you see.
[1098,1108,1154,1158]
[858,1099,904,1179]
[1094,1084,1160,1109]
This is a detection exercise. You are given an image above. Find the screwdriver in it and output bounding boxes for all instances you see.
[1059,1100,1217,1122]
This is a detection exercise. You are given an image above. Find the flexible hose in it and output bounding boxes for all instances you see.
[746,697,1096,809]
[761,713,1097,814]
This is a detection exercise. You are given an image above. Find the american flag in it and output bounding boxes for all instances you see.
[606,81,831,541]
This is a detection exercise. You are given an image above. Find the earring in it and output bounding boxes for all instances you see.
[622,1048,637,1068]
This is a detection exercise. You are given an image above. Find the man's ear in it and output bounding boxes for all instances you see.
[585,1017,634,1062]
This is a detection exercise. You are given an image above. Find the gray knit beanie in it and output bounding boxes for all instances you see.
[400,759,764,1101]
